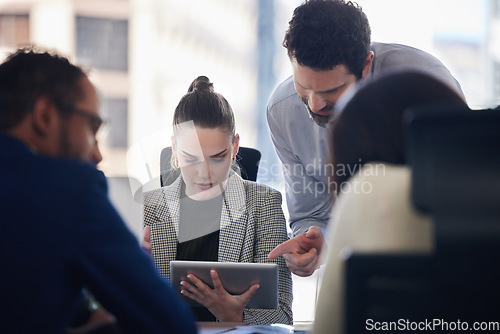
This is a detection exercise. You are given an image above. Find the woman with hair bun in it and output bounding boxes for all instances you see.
[143,76,293,325]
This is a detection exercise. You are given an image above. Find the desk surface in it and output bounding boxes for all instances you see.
[197,322,242,334]
[197,321,312,333]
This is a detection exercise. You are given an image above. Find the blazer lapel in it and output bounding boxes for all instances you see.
[219,172,248,263]
[152,177,183,278]
[155,177,182,236]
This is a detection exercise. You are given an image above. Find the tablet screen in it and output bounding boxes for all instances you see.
[170,260,278,309]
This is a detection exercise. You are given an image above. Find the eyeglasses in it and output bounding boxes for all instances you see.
[70,107,104,135]
[56,103,105,135]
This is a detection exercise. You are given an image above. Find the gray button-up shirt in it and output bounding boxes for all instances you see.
[267,42,465,237]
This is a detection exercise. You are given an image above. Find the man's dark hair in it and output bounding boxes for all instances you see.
[0,47,86,131]
[283,0,371,78]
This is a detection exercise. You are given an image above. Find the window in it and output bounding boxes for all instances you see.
[0,14,29,47]
[494,62,500,105]
[101,98,128,148]
[76,16,128,71]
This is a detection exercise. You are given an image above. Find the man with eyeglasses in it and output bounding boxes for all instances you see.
[0,48,196,334]
[267,0,465,277]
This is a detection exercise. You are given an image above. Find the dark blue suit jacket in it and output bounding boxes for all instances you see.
[0,134,197,334]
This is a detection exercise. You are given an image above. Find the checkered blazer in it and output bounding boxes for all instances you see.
[143,171,293,325]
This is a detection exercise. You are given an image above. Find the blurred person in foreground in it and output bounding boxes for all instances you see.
[313,70,467,333]
[0,47,196,334]
[267,0,465,277]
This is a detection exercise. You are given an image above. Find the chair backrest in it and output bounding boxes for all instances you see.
[344,253,433,333]
[344,251,500,333]
[405,105,500,245]
[343,105,500,333]
[406,105,500,215]
[160,146,261,186]
[234,147,262,182]
[406,105,500,315]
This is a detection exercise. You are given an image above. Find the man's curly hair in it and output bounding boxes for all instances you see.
[0,47,86,131]
[283,0,371,78]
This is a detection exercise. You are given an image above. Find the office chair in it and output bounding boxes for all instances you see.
[160,146,261,186]
[344,105,500,333]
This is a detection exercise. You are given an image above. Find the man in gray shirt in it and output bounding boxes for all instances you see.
[268,0,464,277]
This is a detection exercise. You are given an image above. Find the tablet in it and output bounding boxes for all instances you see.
[170,260,278,309]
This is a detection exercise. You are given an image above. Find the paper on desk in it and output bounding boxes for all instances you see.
[198,323,295,334]
[228,324,294,333]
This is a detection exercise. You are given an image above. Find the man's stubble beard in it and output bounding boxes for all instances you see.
[302,100,334,128]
